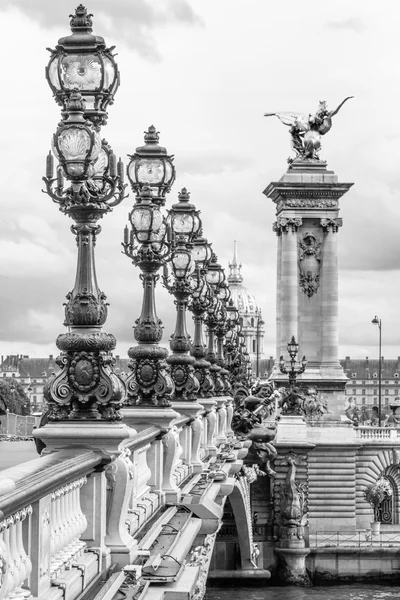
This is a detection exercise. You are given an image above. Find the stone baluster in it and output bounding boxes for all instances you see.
[225,398,234,438]
[162,427,183,503]
[104,454,137,567]
[0,507,33,600]
[216,398,227,444]
[190,415,204,473]
[205,407,218,456]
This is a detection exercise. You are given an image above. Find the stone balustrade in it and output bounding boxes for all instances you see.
[0,395,245,600]
[355,427,400,440]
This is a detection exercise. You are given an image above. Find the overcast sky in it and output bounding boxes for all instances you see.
[0,0,399,362]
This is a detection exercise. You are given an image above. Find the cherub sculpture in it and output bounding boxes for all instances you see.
[264,97,353,161]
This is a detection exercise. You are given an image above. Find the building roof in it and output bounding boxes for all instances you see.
[0,355,58,378]
[340,357,400,380]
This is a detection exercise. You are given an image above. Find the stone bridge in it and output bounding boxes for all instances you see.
[0,396,263,600]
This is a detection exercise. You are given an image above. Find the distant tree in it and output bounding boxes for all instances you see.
[0,379,31,415]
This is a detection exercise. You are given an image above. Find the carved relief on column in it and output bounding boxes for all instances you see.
[298,232,322,297]
[320,218,343,233]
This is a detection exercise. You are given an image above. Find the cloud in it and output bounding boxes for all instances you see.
[178,153,253,176]
[325,18,366,33]
[3,0,203,60]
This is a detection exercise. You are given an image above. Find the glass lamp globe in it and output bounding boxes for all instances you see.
[46,5,120,126]
[51,92,101,180]
[205,253,225,287]
[172,248,194,279]
[129,188,163,244]
[169,188,201,242]
[287,336,299,359]
[191,235,213,269]
[127,126,175,202]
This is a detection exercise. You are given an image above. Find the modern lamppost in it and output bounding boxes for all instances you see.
[372,315,382,427]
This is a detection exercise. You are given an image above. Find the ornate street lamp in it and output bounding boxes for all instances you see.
[372,315,382,427]
[255,309,265,379]
[122,186,173,406]
[43,87,127,420]
[127,126,175,204]
[279,336,307,389]
[162,189,202,401]
[46,4,120,127]
[188,238,215,398]
[204,255,226,395]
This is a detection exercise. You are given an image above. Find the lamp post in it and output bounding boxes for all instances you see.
[188,235,214,398]
[279,336,307,389]
[204,254,226,395]
[122,128,176,407]
[162,188,202,401]
[255,308,265,379]
[42,6,126,421]
[372,315,382,427]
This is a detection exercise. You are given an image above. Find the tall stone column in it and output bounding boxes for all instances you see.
[264,161,353,417]
[320,218,342,371]
[274,218,302,358]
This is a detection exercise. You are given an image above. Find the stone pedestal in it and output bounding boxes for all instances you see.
[275,415,308,444]
[264,161,353,418]
[274,547,311,586]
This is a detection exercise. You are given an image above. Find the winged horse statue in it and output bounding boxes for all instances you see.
[264,97,353,161]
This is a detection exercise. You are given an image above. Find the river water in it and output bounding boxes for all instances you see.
[205,585,400,599]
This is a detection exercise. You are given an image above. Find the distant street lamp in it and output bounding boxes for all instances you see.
[279,336,307,389]
[255,308,265,379]
[372,315,382,427]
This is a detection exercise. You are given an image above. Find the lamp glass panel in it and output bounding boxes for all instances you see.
[103,55,116,89]
[131,207,152,232]
[85,95,96,110]
[172,213,192,233]
[137,159,164,184]
[206,270,220,285]
[48,57,60,90]
[173,252,190,271]
[192,245,206,263]
[57,128,91,161]
[61,54,102,91]
[164,160,173,183]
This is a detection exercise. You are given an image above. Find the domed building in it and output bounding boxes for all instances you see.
[227,242,266,377]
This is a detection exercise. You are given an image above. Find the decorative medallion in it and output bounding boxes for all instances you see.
[69,351,99,392]
[298,232,321,297]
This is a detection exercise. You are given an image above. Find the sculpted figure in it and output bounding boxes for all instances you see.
[265,97,353,161]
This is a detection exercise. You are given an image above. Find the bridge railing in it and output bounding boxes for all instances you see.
[312,530,400,548]
[0,395,239,600]
[0,449,103,600]
[355,427,400,440]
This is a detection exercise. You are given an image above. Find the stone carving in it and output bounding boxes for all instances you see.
[274,453,307,546]
[45,340,125,421]
[278,198,337,210]
[298,232,321,297]
[321,217,343,233]
[265,97,353,161]
[0,538,7,599]
[125,346,173,407]
[278,386,328,419]
[273,217,302,235]
[189,533,216,600]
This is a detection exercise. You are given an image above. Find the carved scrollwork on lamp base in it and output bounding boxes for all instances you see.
[45,332,125,421]
[125,345,173,407]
